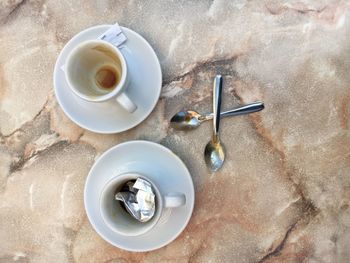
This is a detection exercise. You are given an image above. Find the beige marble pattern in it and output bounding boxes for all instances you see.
[1,0,350,262]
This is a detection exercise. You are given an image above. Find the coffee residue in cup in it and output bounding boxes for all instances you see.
[95,65,120,90]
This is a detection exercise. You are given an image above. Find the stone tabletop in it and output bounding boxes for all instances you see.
[1,0,350,262]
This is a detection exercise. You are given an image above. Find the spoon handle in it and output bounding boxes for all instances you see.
[213,75,223,138]
[221,101,264,118]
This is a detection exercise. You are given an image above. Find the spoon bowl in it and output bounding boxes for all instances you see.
[204,136,225,172]
[170,110,208,130]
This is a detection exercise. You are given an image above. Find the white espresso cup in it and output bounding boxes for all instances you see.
[65,40,137,113]
[100,173,186,236]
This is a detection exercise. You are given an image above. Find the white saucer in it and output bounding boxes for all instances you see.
[53,25,162,133]
[84,141,195,252]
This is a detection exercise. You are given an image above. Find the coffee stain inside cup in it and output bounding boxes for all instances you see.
[94,65,120,90]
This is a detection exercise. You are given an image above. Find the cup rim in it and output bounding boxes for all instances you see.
[64,39,128,102]
[99,172,163,236]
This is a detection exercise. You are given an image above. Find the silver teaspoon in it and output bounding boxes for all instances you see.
[204,75,225,172]
[170,101,264,130]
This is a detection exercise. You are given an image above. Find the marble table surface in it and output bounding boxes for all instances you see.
[1,0,350,262]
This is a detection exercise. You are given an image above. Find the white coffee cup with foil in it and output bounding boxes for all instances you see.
[99,172,186,236]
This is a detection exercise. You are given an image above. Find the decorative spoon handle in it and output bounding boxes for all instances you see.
[221,101,264,117]
[203,101,264,120]
[213,75,223,138]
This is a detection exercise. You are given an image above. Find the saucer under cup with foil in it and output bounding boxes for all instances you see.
[84,140,195,251]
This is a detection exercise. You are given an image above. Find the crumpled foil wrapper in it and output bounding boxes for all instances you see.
[115,178,155,222]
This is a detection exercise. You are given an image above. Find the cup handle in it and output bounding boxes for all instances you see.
[164,193,186,208]
[115,92,137,113]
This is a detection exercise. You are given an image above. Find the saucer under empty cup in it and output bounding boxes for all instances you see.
[54,25,162,133]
